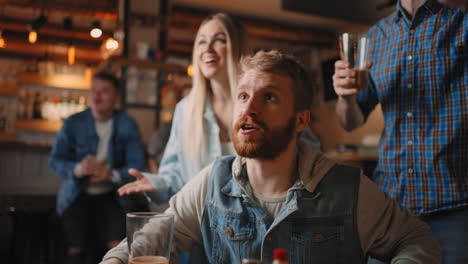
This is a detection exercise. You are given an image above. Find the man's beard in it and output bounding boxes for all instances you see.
[232,114,296,160]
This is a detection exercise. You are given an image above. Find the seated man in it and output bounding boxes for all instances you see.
[49,72,148,264]
[101,51,441,264]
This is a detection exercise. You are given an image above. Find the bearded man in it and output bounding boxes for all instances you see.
[101,50,440,264]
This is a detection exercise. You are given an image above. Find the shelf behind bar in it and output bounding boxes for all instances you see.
[0,132,16,142]
[15,119,63,133]
[18,72,91,90]
[109,57,187,72]
[0,140,52,150]
[0,83,20,96]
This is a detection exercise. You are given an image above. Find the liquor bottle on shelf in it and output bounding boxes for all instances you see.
[272,248,288,264]
[76,95,87,113]
[0,104,6,132]
[17,89,26,120]
[6,100,15,132]
[25,90,34,120]
[32,91,42,119]
[59,91,70,119]
[41,92,52,120]
[68,93,77,116]
[49,96,61,121]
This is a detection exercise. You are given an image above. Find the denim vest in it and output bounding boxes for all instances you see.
[200,156,365,264]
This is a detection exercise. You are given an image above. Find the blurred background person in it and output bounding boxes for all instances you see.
[49,72,147,264]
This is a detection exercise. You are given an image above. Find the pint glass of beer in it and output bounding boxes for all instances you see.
[339,32,369,90]
[127,212,175,264]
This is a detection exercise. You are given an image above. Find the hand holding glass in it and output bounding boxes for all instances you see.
[127,212,174,264]
[339,33,369,90]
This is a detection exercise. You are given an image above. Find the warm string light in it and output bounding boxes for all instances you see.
[187,64,194,77]
[28,14,47,44]
[105,38,119,50]
[0,30,5,48]
[28,31,37,44]
[101,37,120,59]
[67,45,76,65]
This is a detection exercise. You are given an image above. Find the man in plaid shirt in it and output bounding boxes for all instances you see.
[333,0,467,262]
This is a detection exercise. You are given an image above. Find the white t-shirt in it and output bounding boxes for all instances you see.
[74,119,120,195]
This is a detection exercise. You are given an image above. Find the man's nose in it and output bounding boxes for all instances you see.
[243,97,260,117]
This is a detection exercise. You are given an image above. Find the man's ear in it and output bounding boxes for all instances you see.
[295,110,310,132]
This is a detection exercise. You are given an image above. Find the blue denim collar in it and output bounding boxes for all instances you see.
[221,158,307,199]
[223,139,335,199]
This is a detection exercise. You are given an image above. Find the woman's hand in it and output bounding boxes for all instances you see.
[118,169,156,196]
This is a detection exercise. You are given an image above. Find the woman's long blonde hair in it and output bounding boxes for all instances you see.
[182,13,246,166]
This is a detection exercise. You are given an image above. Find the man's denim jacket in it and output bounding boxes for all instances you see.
[49,109,146,215]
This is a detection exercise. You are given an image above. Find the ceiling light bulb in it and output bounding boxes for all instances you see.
[90,28,102,38]
[90,21,102,38]
[29,31,37,44]
[187,64,194,77]
[0,31,5,48]
[105,38,119,50]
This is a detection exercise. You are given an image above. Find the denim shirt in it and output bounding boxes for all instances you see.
[200,156,364,264]
[49,109,146,215]
[146,98,321,204]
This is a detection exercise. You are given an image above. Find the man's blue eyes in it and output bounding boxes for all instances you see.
[239,94,275,101]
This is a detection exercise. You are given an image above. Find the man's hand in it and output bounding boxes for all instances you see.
[118,169,156,196]
[333,60,372,98]
[78,155,99,176]
[100,258,124,264]
[89,162,112,183]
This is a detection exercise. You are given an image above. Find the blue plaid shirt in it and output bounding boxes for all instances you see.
[358,0,468,215]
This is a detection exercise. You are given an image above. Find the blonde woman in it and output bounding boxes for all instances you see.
[118,13,320,204]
